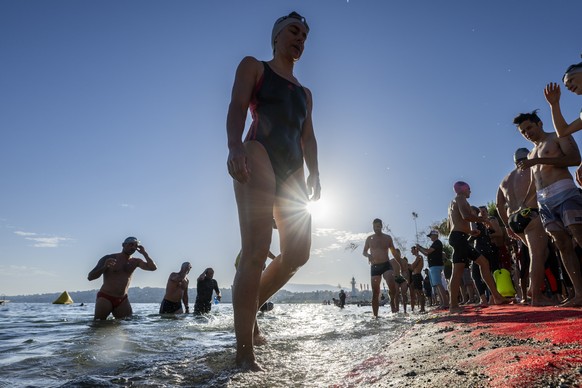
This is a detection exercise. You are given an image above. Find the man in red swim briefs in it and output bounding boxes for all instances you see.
[88,236,157,320]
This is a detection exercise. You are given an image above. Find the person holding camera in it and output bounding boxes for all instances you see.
[194,267,221,314]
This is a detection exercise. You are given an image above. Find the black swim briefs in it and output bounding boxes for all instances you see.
[412,273,423,290]
[370,261,393,277]
[159,299,182,314]
[508,208,539,234]
[449,231,481,264]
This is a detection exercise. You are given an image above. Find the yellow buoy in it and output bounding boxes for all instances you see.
[52,291,74,304]
[493,269,516,297]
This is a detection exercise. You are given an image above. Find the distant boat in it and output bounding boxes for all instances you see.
[0,295,8,305]
[52,291,74,304]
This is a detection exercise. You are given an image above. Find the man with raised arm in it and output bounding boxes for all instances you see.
[513,110,582,306]
[362,218,400,316]
[88,236,157,320]
[416,230,448,309]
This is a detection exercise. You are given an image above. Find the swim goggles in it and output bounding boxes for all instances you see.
[275,12,309,31]
[520,208,538,217]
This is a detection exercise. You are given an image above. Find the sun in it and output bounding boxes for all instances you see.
[306,197,331,222]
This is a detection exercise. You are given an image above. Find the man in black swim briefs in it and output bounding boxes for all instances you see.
[88,237,157,320]
[448,182,507,313]
[497,148,553,307]
[390,249,410,313]
[410,246,426,312]
[370,260,392,277]
[226,11,321,371]
[363,218,400,316]
[159,262,191,314]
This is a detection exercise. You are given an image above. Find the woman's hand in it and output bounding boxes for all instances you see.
[227,143,250,183]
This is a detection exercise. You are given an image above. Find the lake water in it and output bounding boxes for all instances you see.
[0,302,415,387]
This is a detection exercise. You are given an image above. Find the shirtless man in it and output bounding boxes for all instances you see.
[513,110,582,306]
[88,237,158,320]
[448,182,507,313]
[544,62,582,184]
[391,249,409,313]
[410,246,426,312]
[362,218,400,316]
[159,262,192,314]
[497,148,552,306]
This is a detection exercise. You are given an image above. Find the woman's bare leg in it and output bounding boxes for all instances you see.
[257,169,311,305]
[233,142,275,371]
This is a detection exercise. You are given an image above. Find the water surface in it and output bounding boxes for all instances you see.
[0,302,413,387]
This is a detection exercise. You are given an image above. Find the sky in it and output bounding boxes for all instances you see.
[1,1,581,296]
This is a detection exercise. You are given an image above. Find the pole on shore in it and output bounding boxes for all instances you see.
[412,211,419,245]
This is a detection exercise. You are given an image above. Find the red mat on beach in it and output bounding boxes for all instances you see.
[436,304,582,387]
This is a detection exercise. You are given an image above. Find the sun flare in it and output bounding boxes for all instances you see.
[306,198,331,222]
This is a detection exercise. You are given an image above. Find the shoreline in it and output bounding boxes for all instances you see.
[340,304,582,387]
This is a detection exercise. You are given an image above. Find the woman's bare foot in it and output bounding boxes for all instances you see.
[236,351,264,372]
[253,333,267,346]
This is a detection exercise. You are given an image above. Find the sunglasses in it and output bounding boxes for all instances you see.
[276,12,309,31]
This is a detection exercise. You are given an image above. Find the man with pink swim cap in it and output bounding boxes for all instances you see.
[447,182,507,313]
[453,181,470,194]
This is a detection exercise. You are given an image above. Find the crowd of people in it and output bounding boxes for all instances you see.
[85,10,582,372]
[358,59,582,315]
[356,62,582,316]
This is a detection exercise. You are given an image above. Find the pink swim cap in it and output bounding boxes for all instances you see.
[453,181,470,194]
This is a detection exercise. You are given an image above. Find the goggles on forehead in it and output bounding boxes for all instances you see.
[275,12,309,31]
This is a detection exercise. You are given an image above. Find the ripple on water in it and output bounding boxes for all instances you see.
[0,303,413,387]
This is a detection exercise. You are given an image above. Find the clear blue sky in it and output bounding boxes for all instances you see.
[1,1,580,295]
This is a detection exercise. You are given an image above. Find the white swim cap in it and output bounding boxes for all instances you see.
[271,11,309,50]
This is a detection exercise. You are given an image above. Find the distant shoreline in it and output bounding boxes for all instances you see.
[2,285,371,305]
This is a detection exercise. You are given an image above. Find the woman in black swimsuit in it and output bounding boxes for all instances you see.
[226,11,321,371]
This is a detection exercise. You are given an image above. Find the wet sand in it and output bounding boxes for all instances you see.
[340,304,582,387]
